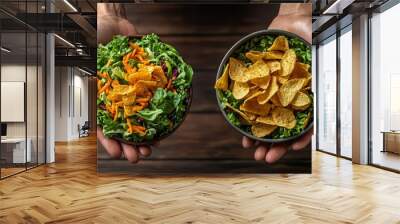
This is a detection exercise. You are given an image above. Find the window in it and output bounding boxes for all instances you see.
[339,27,352,158]
[317,35,337,154]
[370,3,400,171]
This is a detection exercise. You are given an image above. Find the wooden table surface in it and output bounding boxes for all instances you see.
[97,4,311,174]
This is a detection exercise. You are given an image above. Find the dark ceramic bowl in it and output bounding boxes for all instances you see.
[99,35,193,146]
[216,29,313,144]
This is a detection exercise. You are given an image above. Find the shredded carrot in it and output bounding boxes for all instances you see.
[131,48,137,57]
[129,42,139,50]
[131,125,146,136]
[136,97,150,103]
[97,79,102,90]
[132,125,145,131]
[99,72,109,79]
[126,118,133,133]
[98,79,111,95]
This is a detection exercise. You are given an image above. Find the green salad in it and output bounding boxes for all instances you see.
[215,34,313,140]
[97,34,193,143]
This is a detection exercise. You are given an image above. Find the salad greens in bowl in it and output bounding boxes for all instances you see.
[215,30,313,143]
[97,34,193,145]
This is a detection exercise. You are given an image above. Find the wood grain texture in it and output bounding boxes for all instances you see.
[1,136,400,223]
[97,4,311,173]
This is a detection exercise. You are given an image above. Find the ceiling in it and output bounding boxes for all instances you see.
[312,0,390,44]
[0,0,96,73]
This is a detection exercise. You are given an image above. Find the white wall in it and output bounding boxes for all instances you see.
[54,66,89,141]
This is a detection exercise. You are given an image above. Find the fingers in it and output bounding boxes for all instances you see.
[265,144,288,164]
[254,145,268,161]
[97,127,122,159]
[291,128,313,151]
[242,136,255,148]
[118,19,138,36]
[121,143,140,163]
[138,146,152,157]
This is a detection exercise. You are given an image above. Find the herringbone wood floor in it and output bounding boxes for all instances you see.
[0,135,399,224]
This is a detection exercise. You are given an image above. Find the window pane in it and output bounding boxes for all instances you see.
[1,31,27,177]
[340,28,352,158]
[317,36,337,154]
[371,3,400,171]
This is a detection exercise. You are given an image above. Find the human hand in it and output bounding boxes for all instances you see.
[97,4,153,162]
[268,3,312,43]
[97,3,138,44]
[97,127,153,163]
[242,128,313,163]
[242,4,313,163]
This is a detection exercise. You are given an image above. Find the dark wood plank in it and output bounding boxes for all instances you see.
[190,69,219,112]
[97,159,311,174]
[159,35,244,70]
[125,4,279,36]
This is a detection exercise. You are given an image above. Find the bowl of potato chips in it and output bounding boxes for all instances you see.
[215,30,313,143]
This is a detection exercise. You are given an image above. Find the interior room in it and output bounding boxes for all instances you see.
[0,0,399,223]
[313,0,400,172]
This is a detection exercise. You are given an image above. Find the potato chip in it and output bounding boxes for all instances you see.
[245,60,270,80]
[257,76,279,104]
[264,51,284,60]
[245,88,264,101]
[270,94,282,107]
[232,81,250,100]
[277,76,288,85]
[152,66,168,88]
[251,75,271,89]
[291,92,311,109]
[297,62,310,72]
[126,70,152,84]
[303,76,312,88]
[291,62,310,79]
[280,49,297,77]
[271,107,296,129]
[277,78,305,107]
[266,61,281,74]
[256,115,275,125]
[122,94,136,106]
[267,36,289,52]
[244,111,257,121]
[251,123,277,137]
[292,104,310,111]
[225,103,251,122]
[245,51,265,63]
[215,64,230,90]
[240,98,271,116]
[229,80,235,91]
[229,57,248,82]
